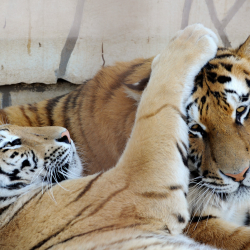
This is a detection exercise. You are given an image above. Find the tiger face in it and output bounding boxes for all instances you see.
[187,37,250,205]
[0,125,82,209]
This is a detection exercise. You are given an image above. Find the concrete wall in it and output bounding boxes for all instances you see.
[0,0,250,107]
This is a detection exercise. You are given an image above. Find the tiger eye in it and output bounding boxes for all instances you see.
[236,106,246,113]
[191,124,199,130]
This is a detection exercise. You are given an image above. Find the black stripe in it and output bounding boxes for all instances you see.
[0,128,9,132]
[139,104,186,122]
[195,74,203,88]
[246,79,250,88]
[169,185,183,191]
[63,93,73,131]
[204,62,218,70]
[206,71,217,84]
[120,63,144,81]
[5,182,27,190]
[76,89,95,174]
[4,190,41,226]
[31,150,38,165]
[206,182,228,187]
[30,204,93,250]
[191,215,217,222]
[0,167,21,181]
[20,106,32,126]
[102,81,121,104]
[225,89,237,94]
[0,110,8,124]
[71,84,85,109]
[0,195,19,202]
[217,76,231,84]
[0,204,11,215]
[88,185,128,217]
[214,192,229,201]
[181,141,188,151]
[177,143,188,168]
[28,104,42,126]
[71,172,103,203]
[140,191,168,199]
[244,211,250,226]
[215,53,234,59]
[220,63,232,72]
[44,223,147,250]
[45,94,66,126]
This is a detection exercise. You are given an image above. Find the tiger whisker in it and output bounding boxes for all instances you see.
[193,189,214,231]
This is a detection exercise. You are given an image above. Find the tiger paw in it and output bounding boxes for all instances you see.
[151,24,218,92]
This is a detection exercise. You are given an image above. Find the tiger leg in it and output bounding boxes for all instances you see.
[185,217,250,249]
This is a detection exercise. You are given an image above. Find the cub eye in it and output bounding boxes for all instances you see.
[190,124,206,137]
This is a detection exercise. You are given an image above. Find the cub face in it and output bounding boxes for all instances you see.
[187,37,250,202]
[0,125,82,208]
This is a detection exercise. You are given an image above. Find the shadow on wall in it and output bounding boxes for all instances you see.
[0,79,78,109]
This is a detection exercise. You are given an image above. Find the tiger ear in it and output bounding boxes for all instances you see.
[236,36,250,59]
[122,77,150,102]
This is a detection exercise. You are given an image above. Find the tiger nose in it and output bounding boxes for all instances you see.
[224,166,249,182]
[60,130,71,144]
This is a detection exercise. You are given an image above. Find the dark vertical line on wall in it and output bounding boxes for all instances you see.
[56,0,86,79]
[220,0,246,29]
[181,0,193,29]
[205,0,231,47]
[101,43,105,67]
[2,92,11,108]
[205,0,246,47]
[1,86,12,108]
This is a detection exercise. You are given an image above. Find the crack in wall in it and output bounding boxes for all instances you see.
[102,42,105,67]
[55,0,86,79]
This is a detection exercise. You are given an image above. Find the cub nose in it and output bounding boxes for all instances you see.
[56,130,71,144]
[224,166,249,182]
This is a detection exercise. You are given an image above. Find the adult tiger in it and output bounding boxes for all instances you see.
[0,24,217,250]
[1,24,250,249]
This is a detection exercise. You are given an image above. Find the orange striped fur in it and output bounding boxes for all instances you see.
[0,25,218,250]
[1,58,153,175]
[2,24,250,249]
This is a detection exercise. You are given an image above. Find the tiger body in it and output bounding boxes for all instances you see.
[0,25,218,250]
[1,25,250,249]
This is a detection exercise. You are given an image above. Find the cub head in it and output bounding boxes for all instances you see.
[0,125,82,208]
[187,36,250,202]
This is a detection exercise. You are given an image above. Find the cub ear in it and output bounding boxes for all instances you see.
[236,36,250,59]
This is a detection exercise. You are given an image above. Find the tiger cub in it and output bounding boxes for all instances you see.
[0,125,82,226]
[0,24,217,250]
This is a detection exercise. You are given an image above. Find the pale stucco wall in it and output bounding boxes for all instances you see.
[0,0,249,106]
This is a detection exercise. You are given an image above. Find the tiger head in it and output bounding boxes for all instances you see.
[0,125,82,209]
[187,36,250,203]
